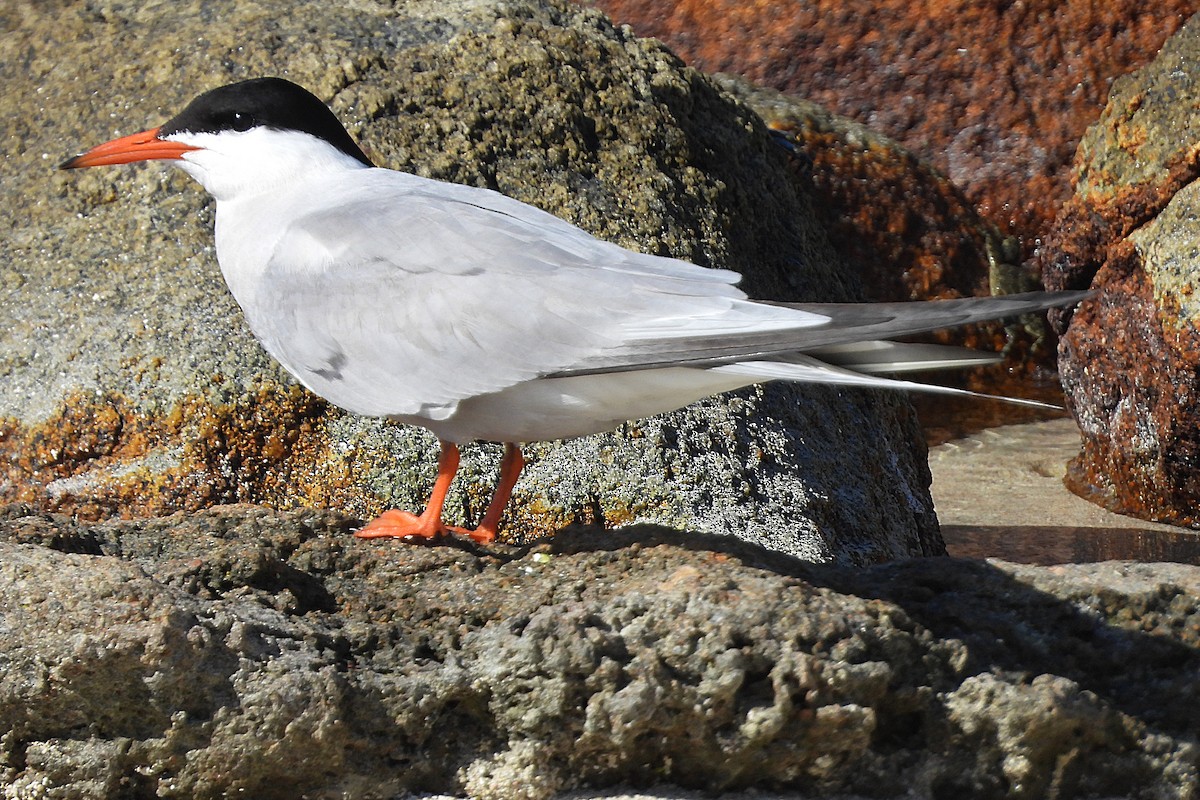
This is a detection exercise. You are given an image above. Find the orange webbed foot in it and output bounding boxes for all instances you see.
[355,509,449,541]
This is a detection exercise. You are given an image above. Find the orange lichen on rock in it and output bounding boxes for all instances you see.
[0,384,358,522]
[1057,260,1200,527]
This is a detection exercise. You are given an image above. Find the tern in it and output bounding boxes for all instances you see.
[61,77,1087,544]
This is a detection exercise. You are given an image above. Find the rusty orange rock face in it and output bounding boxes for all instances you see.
[1039,16,1200,527]
[593,0,1195,252]
[722,84,1006,306]
[1054,252,1200,526]
[1050,230,1200,525]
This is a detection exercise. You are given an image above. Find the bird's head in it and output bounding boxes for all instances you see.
[61,77,374,201]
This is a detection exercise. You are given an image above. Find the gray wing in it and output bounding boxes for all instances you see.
[247,171,821,420]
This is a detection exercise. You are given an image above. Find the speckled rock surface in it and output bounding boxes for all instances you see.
[1,504,1197,799]
[590,0,1197,257]
[1041,14,1200,528]
[0,0,940,561]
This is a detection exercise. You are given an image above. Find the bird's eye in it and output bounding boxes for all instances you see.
[227,111,253,132]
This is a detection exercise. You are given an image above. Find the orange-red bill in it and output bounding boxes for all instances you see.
[59,126,200,169]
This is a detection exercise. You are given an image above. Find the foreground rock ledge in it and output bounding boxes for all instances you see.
[1,504,1197,799]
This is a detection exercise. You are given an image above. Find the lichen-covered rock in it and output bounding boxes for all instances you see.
[1041,13,1200,527]
[1,505,1197,798]
[0,0,938,561]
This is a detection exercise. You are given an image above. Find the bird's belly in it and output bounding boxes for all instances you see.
[404,368,756,444]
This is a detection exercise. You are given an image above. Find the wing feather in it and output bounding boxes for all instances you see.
[244,170,798,419]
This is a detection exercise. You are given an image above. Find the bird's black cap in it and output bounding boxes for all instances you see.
[159,77,374,167]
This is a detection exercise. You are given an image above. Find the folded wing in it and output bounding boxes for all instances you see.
[248,169,1086,420]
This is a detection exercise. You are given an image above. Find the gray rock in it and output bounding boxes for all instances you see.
[1,504,1198,798]
[0,0,938,560]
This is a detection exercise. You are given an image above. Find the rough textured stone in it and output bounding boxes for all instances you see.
[1,504,1197,799]
[0,0,940,561]
[590,0,1197,256]
[1041,14,1200,528]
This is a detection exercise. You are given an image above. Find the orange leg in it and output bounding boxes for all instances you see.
[453,443,524,544]
[356,441,525,545]
[356,440,461,541]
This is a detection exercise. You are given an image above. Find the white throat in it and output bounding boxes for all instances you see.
[169,127,370,203]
